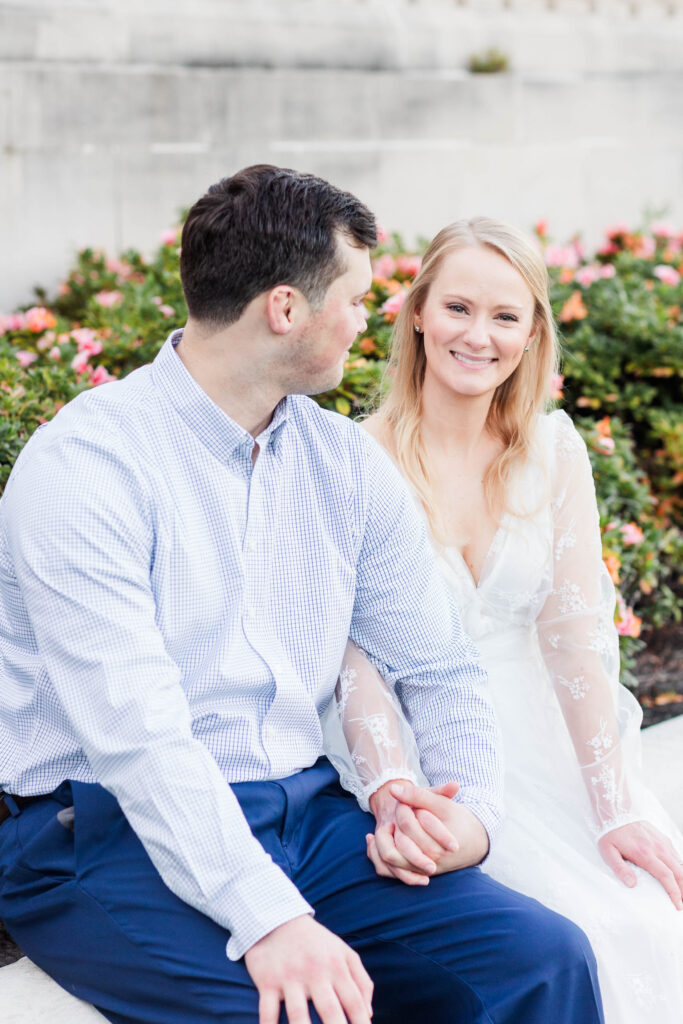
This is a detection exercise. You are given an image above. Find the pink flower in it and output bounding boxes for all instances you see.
[396,255,422,277]
[615,594,642,638]
[376,225,389,245]
[620,522,644,546]
[89,365,116,387]
[48,346,61,361]
[71,351,91,375]
[16,350,38,368]
[160,228,179,246]
[595,436,615,455]
[58,282,71,296]
[95,290,123,308]
[650,221,677,239]
[653,265,680,286]
[574,265,599,288]
[550,373,564,400]
[71,328,103,357]
[25,307,57,333]
[600,264,616,279]
[380,290,407,321]
[534,219,549,238]
[633,235,655,259]
[605,222,630,239]
[36,330,56,351]
[544,245,579,269]
[372,254,396,279]
[597,242,618,257]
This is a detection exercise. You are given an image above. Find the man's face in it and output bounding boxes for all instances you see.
[287,237,372,396]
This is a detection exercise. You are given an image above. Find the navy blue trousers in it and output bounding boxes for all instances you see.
[0,760,604,1023]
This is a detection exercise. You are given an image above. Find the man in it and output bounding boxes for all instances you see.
[0,166,603,1023]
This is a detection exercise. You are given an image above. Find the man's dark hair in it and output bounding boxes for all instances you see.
[180,165,378,326]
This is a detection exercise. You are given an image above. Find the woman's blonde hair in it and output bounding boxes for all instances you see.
[376,217,560,538]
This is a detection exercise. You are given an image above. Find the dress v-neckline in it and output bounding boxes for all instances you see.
[445,515,508,590]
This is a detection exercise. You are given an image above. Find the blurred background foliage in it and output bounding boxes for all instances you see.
[1,219,681,689]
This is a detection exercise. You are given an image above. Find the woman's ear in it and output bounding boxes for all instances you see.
[265,285,300,335]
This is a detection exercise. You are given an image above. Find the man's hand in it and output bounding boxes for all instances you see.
[367,779,489,885]
[598,820,683,910]
[244,915,373,1024]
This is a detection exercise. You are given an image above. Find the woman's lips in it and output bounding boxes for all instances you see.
[450,350,497,368]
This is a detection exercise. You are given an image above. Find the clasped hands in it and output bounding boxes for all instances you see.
[366,777,489,885]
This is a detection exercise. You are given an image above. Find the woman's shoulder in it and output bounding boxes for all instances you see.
[359,413,399,461]
[536,408,588,462]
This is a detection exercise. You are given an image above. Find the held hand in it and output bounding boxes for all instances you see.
[244,915,373,1024]
[598,821,683,910]
[367,779,488,885]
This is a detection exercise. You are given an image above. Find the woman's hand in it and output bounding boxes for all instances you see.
[598,820,683,910]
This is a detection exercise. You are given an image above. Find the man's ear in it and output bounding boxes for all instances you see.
[266,285,302,335]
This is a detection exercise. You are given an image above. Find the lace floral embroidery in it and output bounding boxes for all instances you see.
[555,579,588,614]
[557,674,590,700]
[554,527,577,561]
[335,664,357,717]
[587,619,612,655]
[547,633,561,649]
[586,718,614,760]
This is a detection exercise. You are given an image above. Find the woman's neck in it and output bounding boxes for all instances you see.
[419,372,495,464]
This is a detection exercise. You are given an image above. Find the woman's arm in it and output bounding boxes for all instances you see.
[537,413,683,906]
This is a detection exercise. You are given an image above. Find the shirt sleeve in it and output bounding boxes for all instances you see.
[536,412,645,838]
[349,436,503,843]
[3,432,312,960]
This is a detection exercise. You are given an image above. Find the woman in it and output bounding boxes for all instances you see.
[324,218,683,1021]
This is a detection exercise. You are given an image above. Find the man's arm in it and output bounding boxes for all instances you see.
[349,435,503,848]
[4,433,312,961]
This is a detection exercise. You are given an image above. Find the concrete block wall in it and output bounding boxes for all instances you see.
[2,0,683,308]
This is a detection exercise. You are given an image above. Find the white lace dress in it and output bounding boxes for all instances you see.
[323,410,683,1022]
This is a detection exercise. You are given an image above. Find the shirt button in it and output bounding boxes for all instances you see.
[245,606,255,620]
[272,662,283,674]
[245,539,256,553]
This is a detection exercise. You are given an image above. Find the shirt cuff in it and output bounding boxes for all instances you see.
[455,790,503,864]
[223,861,314,961]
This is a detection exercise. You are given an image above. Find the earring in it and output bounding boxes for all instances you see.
[414,324,422,334]
[524,346,529,352]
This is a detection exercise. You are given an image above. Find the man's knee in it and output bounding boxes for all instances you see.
[512,897,597,977]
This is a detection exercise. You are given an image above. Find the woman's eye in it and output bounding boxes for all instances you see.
[497,313,519,323]
[447,303,467,313]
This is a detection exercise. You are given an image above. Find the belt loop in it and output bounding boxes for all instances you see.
[2,794,21,817]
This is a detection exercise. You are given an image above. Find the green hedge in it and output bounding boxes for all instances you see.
[2,220,681,686]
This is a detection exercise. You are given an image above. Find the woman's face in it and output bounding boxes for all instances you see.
[417,244,537,403]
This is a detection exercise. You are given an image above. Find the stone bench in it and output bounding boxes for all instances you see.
[2,714,682,1022]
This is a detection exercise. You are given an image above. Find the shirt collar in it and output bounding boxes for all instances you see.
[152,330,289,464]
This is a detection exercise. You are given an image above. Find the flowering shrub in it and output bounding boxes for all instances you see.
[1,219,681,688]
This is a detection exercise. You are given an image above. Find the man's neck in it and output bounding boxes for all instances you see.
[175,319,284,438]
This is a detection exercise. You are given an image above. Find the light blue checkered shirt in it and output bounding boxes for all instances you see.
[0,332,501,959]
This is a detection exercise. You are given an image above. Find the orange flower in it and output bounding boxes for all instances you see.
[603,552,621,584]
[25,307,57,333]
[596,416,612,438]
[559,268,575,285]
[559,291,588,322]
[359,336,377,355]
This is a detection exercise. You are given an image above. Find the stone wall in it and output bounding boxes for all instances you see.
[2,0,683,307]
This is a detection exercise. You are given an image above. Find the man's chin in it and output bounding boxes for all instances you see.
[291,366,345,398]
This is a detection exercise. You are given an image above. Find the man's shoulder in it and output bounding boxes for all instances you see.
[11,365,156,478]
[287,395,377,457]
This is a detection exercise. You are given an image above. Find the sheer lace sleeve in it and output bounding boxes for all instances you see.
[537,411,644,838]
[321,639,427,812]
